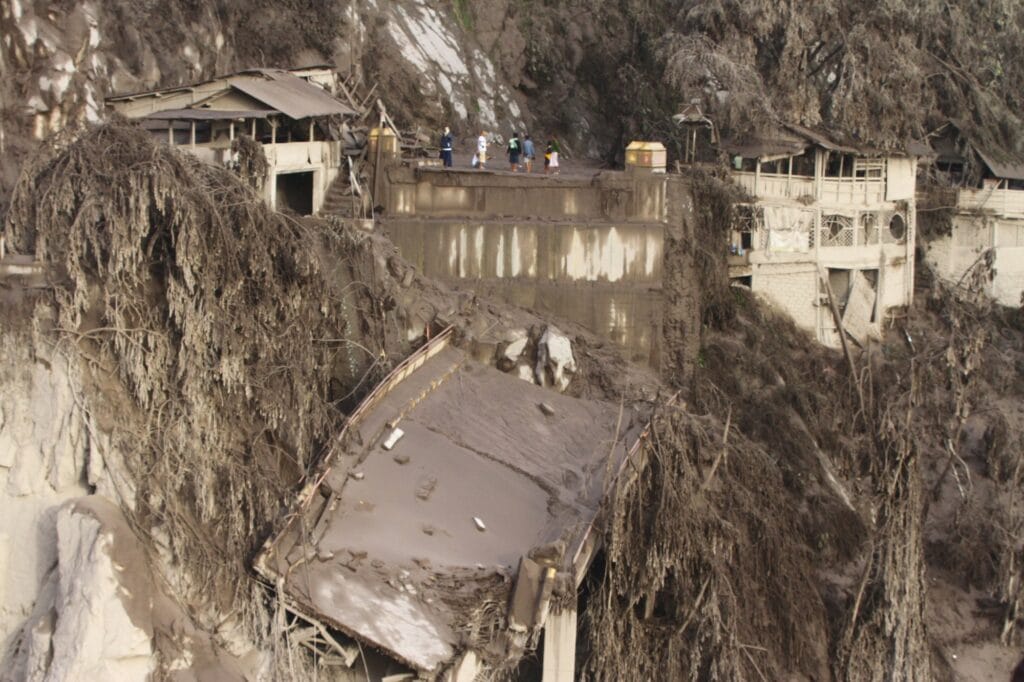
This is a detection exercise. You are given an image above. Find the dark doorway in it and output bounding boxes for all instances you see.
[276,172,314,215]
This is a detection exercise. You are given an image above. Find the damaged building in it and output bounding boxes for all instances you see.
[923,121,1024,305]
[721,124,920,347]
[105,66,357,215]
[255,327,650,680]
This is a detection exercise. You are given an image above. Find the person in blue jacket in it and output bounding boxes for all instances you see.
[522,134,535,173]
[440,127,453,167]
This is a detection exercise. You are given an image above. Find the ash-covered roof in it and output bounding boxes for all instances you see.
[228,70,356,119]
[106,66,356,120]
[975,147,1024,182]
[936,120,1024,180]
[142,108,278,121]
[722,122,927,159]
[255,334,641,675]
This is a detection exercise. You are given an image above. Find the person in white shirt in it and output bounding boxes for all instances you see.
[476,131,488,170]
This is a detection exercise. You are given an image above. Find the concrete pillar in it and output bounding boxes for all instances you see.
[542,607,577,682]
[445,651,483,682]
[312,168,324,214]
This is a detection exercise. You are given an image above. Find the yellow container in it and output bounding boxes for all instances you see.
[625,141,667,173]
[368,127,400,158]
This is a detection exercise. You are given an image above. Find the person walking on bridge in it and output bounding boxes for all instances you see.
[475,130,488,170]
[522,134,535,173]
[440,126,453,167]
[507,132,521,172]
[545,138,560,175]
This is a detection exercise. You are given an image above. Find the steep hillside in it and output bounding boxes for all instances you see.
[4,0,1023,183]
[2,1,1024,680]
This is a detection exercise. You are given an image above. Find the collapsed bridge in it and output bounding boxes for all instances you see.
[256,328,653,680]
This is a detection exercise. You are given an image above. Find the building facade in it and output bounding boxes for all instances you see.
[725,124,918,347]
[106,67,357,215]
[923,123,1024,306]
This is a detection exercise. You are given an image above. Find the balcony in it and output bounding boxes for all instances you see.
[732,172,814,201]
[731,172,886,206]
[957,187,1024,218]
[181,141,339,172]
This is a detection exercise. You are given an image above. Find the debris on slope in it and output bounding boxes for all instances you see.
[4,119,390,660]
[0,119,658,677]
[581,406,832,681]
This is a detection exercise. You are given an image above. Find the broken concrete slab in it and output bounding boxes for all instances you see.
[255,334,643,677]
[535,326,577,392]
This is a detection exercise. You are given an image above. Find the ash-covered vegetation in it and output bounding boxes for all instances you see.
[4,121,396,652]
[488,0,1024,160]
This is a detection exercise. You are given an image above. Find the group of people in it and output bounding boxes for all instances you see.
[439,127,560,174]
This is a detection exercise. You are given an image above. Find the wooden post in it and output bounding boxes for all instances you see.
[271,119,277,145]
[167,122,173,145]
[814,149,823,201]
[818,264,865,415]
[309,119,315,142]
[787,155,793,198]
[251,118,257,138]
[754,159,761,197]
[190,121,196,149]
[229,121,235,142]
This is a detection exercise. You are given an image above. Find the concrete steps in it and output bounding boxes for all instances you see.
[320,175,360,217]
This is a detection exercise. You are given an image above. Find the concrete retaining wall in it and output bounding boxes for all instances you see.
[380,167,670,365]
[384,167,666,223]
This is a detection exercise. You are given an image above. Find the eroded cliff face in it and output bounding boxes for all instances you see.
[0,315,264,681]
[0,329,90,667]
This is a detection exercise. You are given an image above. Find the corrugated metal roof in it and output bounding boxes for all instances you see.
[106,65,337,101]
[230,71,357,119]
[143,108,277,121]
[782,123,863,154]
[975,147,1024,181]
[720,136,808,160]
[937,120,1024,178]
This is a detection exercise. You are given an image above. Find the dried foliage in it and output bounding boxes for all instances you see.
[685,167,741,329]
[4,120,390,645]
[231,134,269,191]
[512,0,1024,155]
[582,249,1024,677]
[581,407,829,681]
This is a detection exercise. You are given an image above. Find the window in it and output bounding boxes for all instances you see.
[887,213,907,243]
[821,214,854,247]
[861,212,879,245]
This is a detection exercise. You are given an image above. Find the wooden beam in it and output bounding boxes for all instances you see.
[818,264,865,414]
